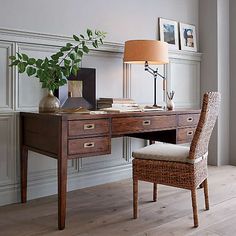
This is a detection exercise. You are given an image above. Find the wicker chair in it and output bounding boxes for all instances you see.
[132,92,221,227]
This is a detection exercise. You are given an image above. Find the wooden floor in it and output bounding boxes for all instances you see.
[0,166,236,236]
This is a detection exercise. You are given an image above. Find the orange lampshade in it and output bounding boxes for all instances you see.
[123,40,169,65]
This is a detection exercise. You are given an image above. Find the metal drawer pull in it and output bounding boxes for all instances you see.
[84,142,95,148]
[187,131,194,136]
[143,120,151,126]
[187,117,193,122]
[84,124,95,130]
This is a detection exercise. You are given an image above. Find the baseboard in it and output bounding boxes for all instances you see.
[0,164,132,206]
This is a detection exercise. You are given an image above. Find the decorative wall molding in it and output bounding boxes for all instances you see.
[0,41,14,112]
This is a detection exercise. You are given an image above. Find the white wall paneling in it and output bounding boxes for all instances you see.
[167,58,200,108]
[0,28,201,206]
[0,113,17,206]
[0,41,13,112]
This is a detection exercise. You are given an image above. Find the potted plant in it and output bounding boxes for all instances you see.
[9,29,106,112]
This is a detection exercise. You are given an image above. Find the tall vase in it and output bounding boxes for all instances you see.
[39,90,60,113]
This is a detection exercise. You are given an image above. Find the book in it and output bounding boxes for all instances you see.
[98,98,136,104]
[100,107,142,113]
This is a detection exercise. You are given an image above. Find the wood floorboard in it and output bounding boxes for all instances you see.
[0,166,236,236]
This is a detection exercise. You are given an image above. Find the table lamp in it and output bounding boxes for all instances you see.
[123,40,169,107]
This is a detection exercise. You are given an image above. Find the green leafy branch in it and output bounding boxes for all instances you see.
[9,29,106,92]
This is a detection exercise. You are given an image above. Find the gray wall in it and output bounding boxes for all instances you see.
[0,0,199,43]
[199,0,230,165]
[230,0,236,165]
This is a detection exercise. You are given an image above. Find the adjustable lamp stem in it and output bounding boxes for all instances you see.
[144,61,166,107]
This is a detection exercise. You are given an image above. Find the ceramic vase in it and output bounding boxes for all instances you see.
[167,99,175,111]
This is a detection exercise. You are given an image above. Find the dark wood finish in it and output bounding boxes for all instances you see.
[68,137,111,156]
[112,115,176,136]
[58,119,68,230]
[178,113,200,127]
[177,127,196,143]
[20,109,200,230]
[20,146,28,203]
[68,119,110,137]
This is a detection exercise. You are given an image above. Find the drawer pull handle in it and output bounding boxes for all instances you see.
[187,117,193,122]
[143,120,151,126]
[84,142,95,148]
[84,124,95,130]
[187,131,194,136]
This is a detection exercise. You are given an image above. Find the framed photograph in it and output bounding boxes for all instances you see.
[159,18,179,50]
[179,23,197,52]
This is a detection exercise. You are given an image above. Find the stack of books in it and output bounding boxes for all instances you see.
[97,98,141,112]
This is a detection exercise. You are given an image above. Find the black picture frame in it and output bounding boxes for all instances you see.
[55,68,96,109]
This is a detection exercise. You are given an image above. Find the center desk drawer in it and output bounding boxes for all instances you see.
[68,136,111,156]
[112,115,176,135]
[68,119,110,137]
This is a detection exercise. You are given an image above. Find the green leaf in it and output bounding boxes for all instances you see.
[26,66,36,76]
[73,34,80,41]
[87,29,93,38]
[77,50,83,57]
[18,62,26,73]
[72,65,78,76]
[64,59,71,66]
[36,59,43,67]
[74,58,81,63]
[28,58,36,65]
[80,34,85,39]
[9,56,16,60]
[57,51,64,57]
[9,60,20,66]
[51,54,59,60]
[82,45,89,53]
[74,46,79,53]
[66,43,73,48]
[100,38,103,44]
[69,53,76,60]
[16,53,22,59]
[37,69,44,77]
[22,53,29,61]
[60,46,70,52]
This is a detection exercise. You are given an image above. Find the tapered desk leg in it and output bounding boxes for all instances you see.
[21,146,28,203]
[58,155,67,230]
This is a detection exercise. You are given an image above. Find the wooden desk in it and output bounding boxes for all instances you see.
[20,109,200,230]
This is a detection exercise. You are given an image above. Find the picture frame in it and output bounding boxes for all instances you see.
[55,67,96,109]
[159,18,179,50]
[179,23,197,52]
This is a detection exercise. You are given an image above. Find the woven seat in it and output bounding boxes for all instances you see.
[132,92,221,227]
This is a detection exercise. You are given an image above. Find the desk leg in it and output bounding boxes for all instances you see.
[58,155,67,230]
[21,146,28,203]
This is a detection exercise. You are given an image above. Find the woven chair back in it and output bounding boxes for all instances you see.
[189,92,221,161]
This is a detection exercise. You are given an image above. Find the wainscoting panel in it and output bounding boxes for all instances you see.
[16,44,59,111]
[0,28,201,206]
[167,58,200,108]
[0,41,13,112]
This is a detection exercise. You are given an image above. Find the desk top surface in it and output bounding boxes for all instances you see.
[20,108,200,120]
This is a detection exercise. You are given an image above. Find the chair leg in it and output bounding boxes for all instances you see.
[203,178,209,210]
[133,178,138,219]
[153,183,157,202]
[191,188,199,227]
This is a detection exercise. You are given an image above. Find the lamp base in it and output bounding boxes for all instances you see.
[144,105,163,110]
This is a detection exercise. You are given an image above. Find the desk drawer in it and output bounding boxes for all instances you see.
[68,136,111,156]
[112,115,176,135]
[177,127,196,143]
[68,119,110,137]
[178,114,200,127]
